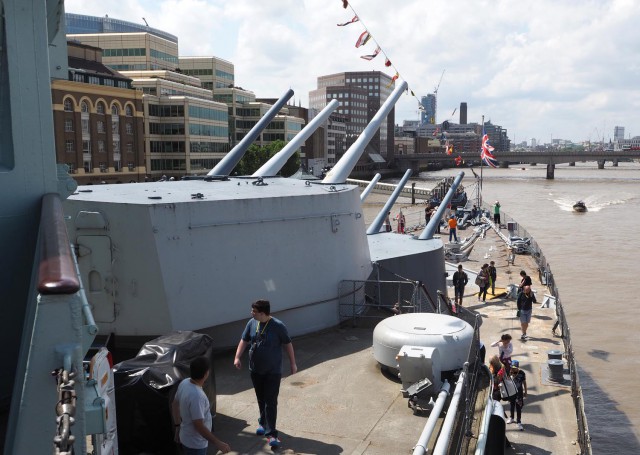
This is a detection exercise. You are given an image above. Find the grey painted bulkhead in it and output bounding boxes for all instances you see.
[64,178,372,343]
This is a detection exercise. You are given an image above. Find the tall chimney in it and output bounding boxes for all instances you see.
[460,102,468,124]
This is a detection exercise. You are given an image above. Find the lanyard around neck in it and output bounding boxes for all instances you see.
[256,318,270,336]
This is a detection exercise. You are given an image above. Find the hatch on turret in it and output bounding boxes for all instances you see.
[77,235,115,323]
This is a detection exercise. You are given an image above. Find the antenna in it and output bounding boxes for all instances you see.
[142,17,149,27]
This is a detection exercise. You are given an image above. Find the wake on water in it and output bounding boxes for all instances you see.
[549,192,634,212]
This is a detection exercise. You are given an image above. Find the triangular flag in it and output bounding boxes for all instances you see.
[384,58,392,67]
[360,46,380,60]
[343,0,349,8]
[355,31,371,48]
[385,72,399,88]
[337,16,358,26]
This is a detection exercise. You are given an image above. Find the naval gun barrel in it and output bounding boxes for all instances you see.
[366,169,412,235]
[419,171,465,240]
[322,80,408,184]
[253,99,339,177]
[208,88,294,176]
[360,173,381,202]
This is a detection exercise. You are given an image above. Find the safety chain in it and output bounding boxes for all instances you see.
[52,368,77,455]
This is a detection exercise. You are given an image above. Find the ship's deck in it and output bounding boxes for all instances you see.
[209,197,579,455]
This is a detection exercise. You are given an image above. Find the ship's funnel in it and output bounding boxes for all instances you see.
[419,171,465,240]
[253,99,339,177]
[360,173,381,202]
[208,88,294,177]
[322,80,408,184]
[366,169,412,235]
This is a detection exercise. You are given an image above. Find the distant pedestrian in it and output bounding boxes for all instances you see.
[506,360,527,431]
[471,204,479,222]
[384,212,392,232]
[425,204,433,225]
[517,270,532,297]
[517,286,537,340]
[476,263,490,302]
[488,261,497,294]
[172,357,231,454]
[448,215,458,242]
[396,210,406,234]
[491,334,513,371]
[452,264,468,306]
[493,201,501,225]
[234,300,297,449]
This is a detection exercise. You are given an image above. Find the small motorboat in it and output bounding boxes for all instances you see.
[573,201,587,212]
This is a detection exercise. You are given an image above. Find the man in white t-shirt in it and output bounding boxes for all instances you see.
[172,357,230,454]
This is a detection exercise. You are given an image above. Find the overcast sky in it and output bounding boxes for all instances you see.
[66,0,640,144]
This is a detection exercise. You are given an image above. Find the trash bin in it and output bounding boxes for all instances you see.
[113,331,215,455]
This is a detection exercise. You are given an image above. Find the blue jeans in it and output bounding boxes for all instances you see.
[449,228,457,241]
[251,372,282,438]
[182,446,207,455]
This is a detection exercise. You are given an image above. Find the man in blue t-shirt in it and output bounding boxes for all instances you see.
[234,299,297,449]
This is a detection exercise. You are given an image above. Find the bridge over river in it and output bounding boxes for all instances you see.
[395,149,640,178]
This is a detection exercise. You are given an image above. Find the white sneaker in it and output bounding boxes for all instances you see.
[506,417,514,424]
[517,423,524,431]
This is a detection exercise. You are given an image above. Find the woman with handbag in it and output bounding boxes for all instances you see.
[476,263,489,302]
[506,360,527,431]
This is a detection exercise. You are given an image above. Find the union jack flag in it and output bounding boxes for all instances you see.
[480,130,498,168]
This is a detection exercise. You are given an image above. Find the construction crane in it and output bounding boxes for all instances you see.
[433,69,445,125]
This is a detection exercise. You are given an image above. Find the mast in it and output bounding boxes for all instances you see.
[480,114,484,193]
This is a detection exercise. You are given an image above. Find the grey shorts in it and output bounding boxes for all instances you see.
[519,309,532,323]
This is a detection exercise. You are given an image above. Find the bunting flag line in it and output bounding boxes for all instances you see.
[360,46,381,60]
[337,16,358,26]
[385,72,399,88]
[480,129,498,168]
[355,30,371,48]
[336,1,424,110]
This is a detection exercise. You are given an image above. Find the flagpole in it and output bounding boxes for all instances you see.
[480,114,484,201]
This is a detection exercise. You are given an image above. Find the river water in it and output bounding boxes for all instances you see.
[410,161,640,453]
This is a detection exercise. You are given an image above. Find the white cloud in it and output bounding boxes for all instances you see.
[65,0,640,142]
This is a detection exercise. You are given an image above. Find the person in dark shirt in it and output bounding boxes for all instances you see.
[234,300,297,449]
[517,270,532,297]
[452,264,468,306]
[517,286,537,340]
[488,261,497,295]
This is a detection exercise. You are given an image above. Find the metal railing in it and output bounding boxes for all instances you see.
[479,204,592,455]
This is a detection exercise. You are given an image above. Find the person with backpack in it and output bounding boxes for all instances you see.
[506,360,527,431]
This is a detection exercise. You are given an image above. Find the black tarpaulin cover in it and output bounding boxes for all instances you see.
[113,331,215,455]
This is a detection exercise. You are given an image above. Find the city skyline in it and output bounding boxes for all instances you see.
[65,0,640,144]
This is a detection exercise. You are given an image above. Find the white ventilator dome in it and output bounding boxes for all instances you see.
[373,313,474,372]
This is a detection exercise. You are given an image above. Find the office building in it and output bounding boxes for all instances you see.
[420,94,436,125]
[309,71,395,170]
[178,56,235,91]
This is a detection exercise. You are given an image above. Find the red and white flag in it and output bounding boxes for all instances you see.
[360,46,381,60]
[355,31,371,48]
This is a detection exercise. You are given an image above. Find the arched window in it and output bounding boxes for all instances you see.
[97,102,105,114]
[64,98,73,112]
[81,101,89,113]
[111,105,119,116]
[125,105,133,117]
